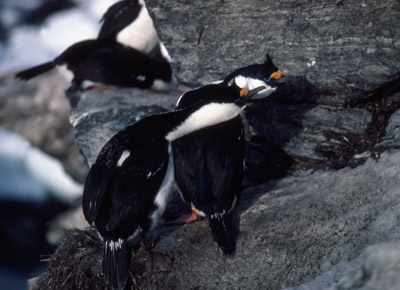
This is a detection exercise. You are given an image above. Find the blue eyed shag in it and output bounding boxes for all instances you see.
[15,38,174,90]
[173,54,285,256]
[82,83,265,290]
[98,0,169,64]
[15,0,175,90]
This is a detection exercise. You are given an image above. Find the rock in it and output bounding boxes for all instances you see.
[245,101,375,168]
[288,241,400,290]
[29,150,400,289]
[145,0,400,169]
[337,243,400,290]
[0,70,88,182]
[68,87,181,166]
[376,107,400,149]
[146,0,400,105]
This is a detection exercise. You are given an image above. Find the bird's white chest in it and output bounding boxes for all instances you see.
[116,1,159,55]
[166,103,243,142]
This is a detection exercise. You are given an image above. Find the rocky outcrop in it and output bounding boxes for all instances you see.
[146,0,400,103]
[29,0,400,289]
[146,0,400,170]
[30,149,400,290]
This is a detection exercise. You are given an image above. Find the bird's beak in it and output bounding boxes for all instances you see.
[240,86,267,103]
[270,70,283,80]
[269,75,288,85]
[247,86,268,98]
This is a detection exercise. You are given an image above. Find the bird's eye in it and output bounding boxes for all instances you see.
[234,98,240,102]
[264,77,271,82]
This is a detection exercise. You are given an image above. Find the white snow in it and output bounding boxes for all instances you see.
[0,129,83,205]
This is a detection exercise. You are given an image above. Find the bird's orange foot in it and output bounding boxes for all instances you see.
[89,85,113,91]
[165,209,200,225]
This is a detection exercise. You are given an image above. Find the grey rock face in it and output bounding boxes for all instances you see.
[146,0,400,105]
[337,243,400,290]
[30,149,400,290]
[146,0,400,170]
[68,87,179,166]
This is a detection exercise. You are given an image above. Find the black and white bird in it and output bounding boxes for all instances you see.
[15,0,175,90]
[172,54,284,255]
[82,83,265,290]
[97,0,142,42]
[176,54,282,108]
[98,0,170,63]
[15,38,174,90]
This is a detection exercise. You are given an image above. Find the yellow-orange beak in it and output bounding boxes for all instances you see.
[239,88,249,98]
[270,70,283,80]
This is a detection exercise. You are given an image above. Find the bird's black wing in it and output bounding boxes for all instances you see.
[172,133,205,203]
[63,42,149,87]
[15,39,99,81]
[205,117,245,207]
[176,83,222,109]
[101,45,157,87]
[105,137,169,232]
[173,117,245,207]
[82,125,169,231]
[82,139,121,224]
[98,0,142,40]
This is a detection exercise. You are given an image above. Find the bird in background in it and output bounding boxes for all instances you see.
[82,83,266,290]
[15,0,176,91]
[98,0,171,65]
[172,54,285,256]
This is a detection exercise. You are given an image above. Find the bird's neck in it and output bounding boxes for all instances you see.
[165,102,243,142]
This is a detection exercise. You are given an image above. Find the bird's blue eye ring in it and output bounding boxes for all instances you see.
[234,98,240,102]
[264,77,271,82]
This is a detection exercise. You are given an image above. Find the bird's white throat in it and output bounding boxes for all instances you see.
[165,103,243,142]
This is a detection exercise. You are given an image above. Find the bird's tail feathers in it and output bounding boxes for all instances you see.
[207,212,235,256]
[103,238,130,290]
[15,61,56,80]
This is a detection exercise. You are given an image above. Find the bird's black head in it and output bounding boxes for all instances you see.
[261,53,283,83]
[222,53,284,99]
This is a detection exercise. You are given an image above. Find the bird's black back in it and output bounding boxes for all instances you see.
[83,115,174,239]
[176,83,224,109]
[56,39,172,87]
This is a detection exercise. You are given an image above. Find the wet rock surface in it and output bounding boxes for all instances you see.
[29,0,400,289]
